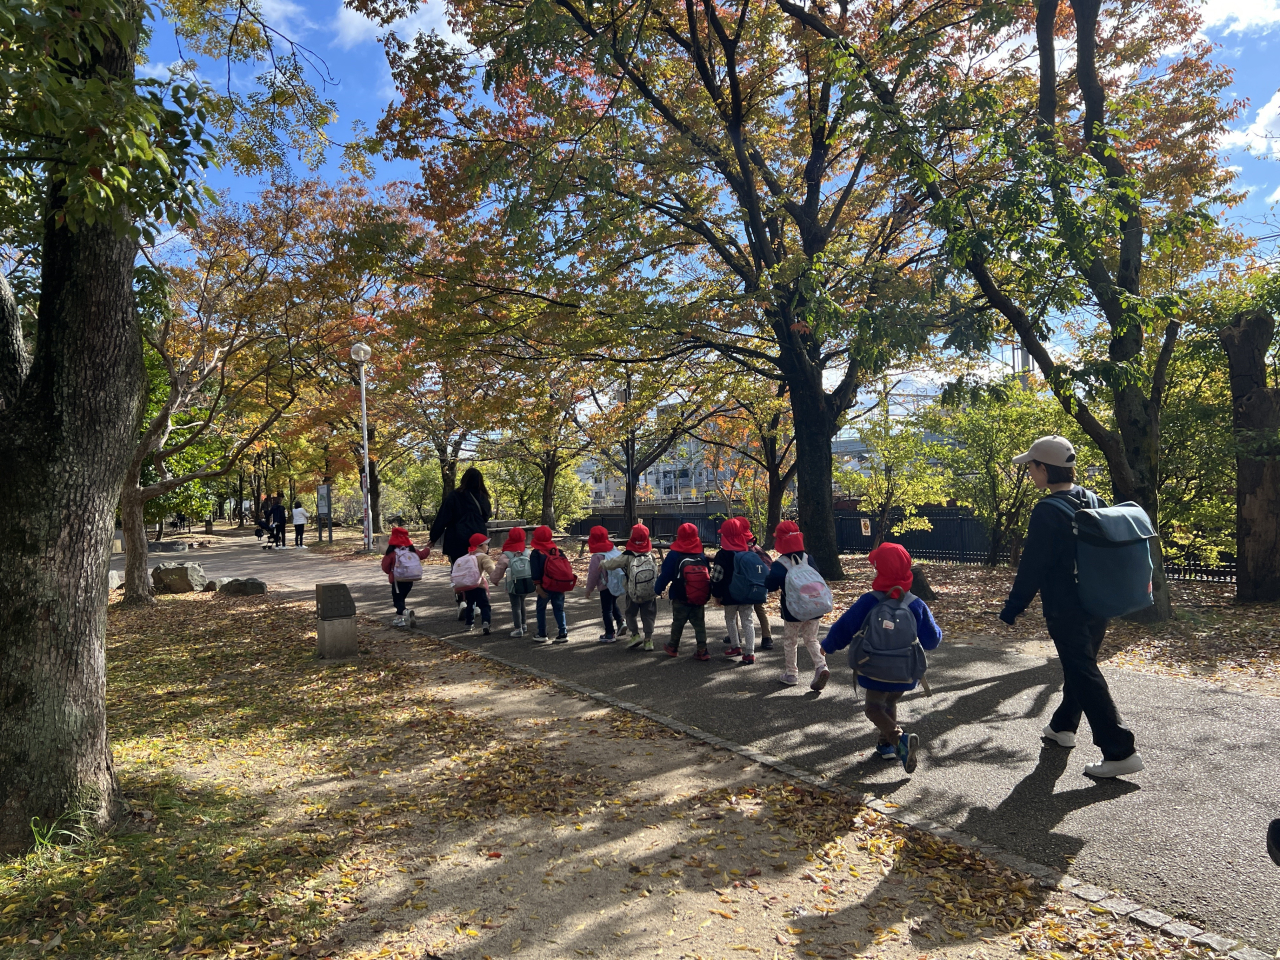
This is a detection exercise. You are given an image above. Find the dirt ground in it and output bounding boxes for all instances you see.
[0,593,1229,960]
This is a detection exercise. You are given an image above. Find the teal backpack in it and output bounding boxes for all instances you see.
[1045,492,1157,619]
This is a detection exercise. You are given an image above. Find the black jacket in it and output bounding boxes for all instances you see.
[1001,486,1104,623]
[429,489,492,561]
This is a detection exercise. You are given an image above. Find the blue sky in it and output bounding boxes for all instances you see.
[148,0,1280,237]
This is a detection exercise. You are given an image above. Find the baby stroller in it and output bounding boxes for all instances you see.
[255,517,276,549]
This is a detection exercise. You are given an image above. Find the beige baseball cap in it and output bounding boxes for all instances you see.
[1012,435,1076,467]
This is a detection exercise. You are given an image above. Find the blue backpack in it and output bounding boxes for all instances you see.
[1045,492,1156,619]
[729,550,769,604]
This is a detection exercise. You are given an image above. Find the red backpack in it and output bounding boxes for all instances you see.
[678,556,711,605]
[540,547,578,593]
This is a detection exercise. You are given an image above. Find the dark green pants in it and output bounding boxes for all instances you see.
[669,600,707,651]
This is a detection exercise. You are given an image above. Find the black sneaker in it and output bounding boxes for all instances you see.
[532,634,549,644]
[760,638,774,650]
[553,633,569,644]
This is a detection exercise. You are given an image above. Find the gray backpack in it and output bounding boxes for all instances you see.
[849,590,927,685]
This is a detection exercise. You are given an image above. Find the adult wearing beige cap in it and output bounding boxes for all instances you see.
[998,435,1144,778]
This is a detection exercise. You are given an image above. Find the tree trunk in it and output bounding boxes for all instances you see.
[1220,308,1280,602]
[368,458,383,534]
[0,181,144,850]
[762,465,786,550]
[120,478,154,605]
[539,454,559,528]
[788,389,843,579]
[439,453,458,500]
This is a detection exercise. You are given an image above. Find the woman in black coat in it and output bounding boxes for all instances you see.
[427,468,493,617]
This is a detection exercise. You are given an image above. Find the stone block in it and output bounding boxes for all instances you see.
[1070,884,1109,902]
[1161,923,1203,940]
[317,617,358,659]
[108,570,124,591]
[151,562,207,594]
[148,540,189,553]
[205,577,234,592]
[1193,933,1240,953]
[1129,909,1174,929]
[1227,948,1270,960]
[1098,897,1142,916]
[220,577,267,596]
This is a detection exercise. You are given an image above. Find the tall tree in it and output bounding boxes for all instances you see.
[364,0,947,578]
[0,0,336,849]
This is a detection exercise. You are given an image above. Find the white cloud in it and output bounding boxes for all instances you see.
[1221,88,1280,157]
[1200,0,1280,34]
[1268,184,1280,202]
[329,1,466,51]
[258,0,314,36]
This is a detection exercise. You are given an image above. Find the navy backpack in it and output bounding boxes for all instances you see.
[1045,493,1157,619]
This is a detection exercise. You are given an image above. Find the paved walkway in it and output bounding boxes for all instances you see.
[116,539,1280,949]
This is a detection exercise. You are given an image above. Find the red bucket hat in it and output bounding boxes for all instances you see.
[588,525,613,554]
[501,526,526,552]
[773,521,804,555]
[718,517,749,552]
[671,522,703,554]
[625,523,651,553]
[869,543,914,598]
[388,526,412,547]
[531,525,557,553]
[469,532,491,553]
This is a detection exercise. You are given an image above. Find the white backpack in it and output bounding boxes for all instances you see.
[783,553,833,621]
[393,546,423,582]
[627,553,658,603]
[603,548,626,596]
[450,553,482,590]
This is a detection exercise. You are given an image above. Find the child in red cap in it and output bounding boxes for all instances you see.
[380,527,427,627]
[450,532,495,634]
[529,525,575,642]
[654,522,713,660]
[821,543,942,773]
[491,526,535,637]
[602,524,658,650]
[583,526,626,643]
[763,521,831,690]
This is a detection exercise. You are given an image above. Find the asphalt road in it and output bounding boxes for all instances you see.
[117,538,1280,949]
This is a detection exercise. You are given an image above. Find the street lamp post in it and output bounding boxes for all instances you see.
[351,342,373,552]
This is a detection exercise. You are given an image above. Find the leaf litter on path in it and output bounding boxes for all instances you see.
[0,592,1228,960]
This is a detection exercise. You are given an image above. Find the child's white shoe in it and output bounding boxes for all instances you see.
[778,672,799,686]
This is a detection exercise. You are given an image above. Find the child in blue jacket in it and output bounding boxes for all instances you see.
[821,543,942,773]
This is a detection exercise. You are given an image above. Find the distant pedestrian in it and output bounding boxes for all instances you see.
[999,435,1144,779]
[491,526,535,637]
[530,525,577,643]
[764,521,832,690]
[583,526,625,643]
[710,517,767,664]
[381,527,426,627]
[292,500,308,546]
[451,532,494,635]
[271,497,287,547]
[747,529,775,650]
[427,468,493,620]
[602,523,659,651]
[654,522,712,660]
[822,543,942,774]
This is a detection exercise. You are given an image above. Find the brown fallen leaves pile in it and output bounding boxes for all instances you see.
[0,590,1238,959]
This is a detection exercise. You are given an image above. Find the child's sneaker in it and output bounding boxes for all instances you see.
[510,627,526,638]
[627,637,646,650]
[407,610,417,628]
[642,638,654,652]
[663,642,679,657]
[392,616,406,627]
[810,667,830,691]
[553,633,569,644]
[457,600,467,622]
[875,743,897,761]
[778,672,799,686]
[532,634,549,644]
[693,649,711,661]
[723,646,742,658]
[741,654,755,664]
[598,634,618,644]
[897,732,919,774]
[760,638,774,650]
[468,622,478,633]
[482,623,491,636]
